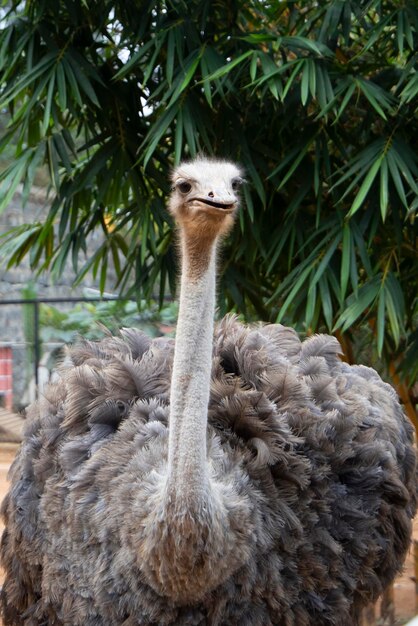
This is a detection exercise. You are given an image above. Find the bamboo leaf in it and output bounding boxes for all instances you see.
[273,137,315,190]
[0,156,29,213]
[397,9,405,55]
[387,151,408,208]
[42,72,55,135]
[309,59,316,99]
[203,50,252,81]
[166,30,175,86]
[56,61,67,110]
[400,72,418,104]
[340,223,351,302]
[379,157,389,221]
[316,63,335,111]
[100,251,108,293]
[200,55,213,107]
[62,57,83,106]
[301,60,310,106]
[67,55,100,106]
[0,51,57,107]
[390,144,418,194]
[242,184,254,223]
[22,143,44,205]
[240,33,276,44]
[182,102,197,156]
[0,225,42,264]
[385,287,401,346]
[0,26,15,72]
[174,107,183,165]
[277,264,313,322]
[348,156,383,217]
[266,218,294,275]
[311,233,341,288]
[403,10,414,49]
[113,39,156,80]
[334,277,380,331]
[281,36,333,58]
[355,79,392,120]
[376,288,385,356]
[334,81,356,122]
[351,222,372,277]
[305,278,317,328]
[250,51,258,81]
[281,59,304,101]
[168,50,201,107]
[331,141,383,197]
[387,272,405,319]
[319,275,333,330]
[141,104,179,168]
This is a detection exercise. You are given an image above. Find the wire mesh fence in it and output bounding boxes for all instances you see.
[0,296,177,411]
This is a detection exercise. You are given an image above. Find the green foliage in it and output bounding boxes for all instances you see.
[32,295,177,371]
[0,1,417,384]
[39,298,178,344]
[20,282,39,379]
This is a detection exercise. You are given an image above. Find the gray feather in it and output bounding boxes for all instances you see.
[1,320,416,626]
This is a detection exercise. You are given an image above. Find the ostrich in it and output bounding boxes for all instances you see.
[1,157,416,626]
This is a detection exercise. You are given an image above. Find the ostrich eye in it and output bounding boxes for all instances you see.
[177,181,192,194]
[231,177,243,191]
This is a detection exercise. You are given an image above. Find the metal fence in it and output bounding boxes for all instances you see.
[0,296,141,409]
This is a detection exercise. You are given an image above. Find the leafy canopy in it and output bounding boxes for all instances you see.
[0,0,417,386]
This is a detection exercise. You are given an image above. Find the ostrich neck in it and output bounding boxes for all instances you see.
[139,224,255,604]
[167,231,218,503]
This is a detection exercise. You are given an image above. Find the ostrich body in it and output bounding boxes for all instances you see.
[1,158,416,626]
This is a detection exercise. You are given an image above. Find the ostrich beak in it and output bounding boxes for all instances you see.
[192,198,236,211]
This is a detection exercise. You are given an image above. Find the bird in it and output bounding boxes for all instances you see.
[1,156,416,626]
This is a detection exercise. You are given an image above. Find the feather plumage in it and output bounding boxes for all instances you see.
[1,318,416,625]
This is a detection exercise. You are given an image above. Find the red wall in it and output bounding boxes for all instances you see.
[0,347,13,410]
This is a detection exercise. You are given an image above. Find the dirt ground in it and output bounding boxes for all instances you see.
[0,445,416,626]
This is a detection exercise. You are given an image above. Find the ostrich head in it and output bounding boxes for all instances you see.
[169,157,244,240]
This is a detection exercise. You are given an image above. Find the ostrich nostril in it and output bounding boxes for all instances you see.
[208,191,214,198]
